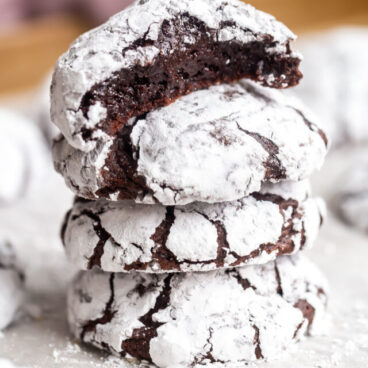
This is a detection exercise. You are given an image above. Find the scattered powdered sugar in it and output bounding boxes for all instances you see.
[51,0,297,152]
[53,80,327,205]
[67,254,328,367]
[63,180,324,273]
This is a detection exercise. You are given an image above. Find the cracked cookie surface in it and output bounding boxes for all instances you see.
[62,181,325,273]
[68,254,328,366]
[53,80,327,205]
[0,240,24,330]
[51,0,302,152]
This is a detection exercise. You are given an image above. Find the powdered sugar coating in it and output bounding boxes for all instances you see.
[51,0,298,152]
[53,80,327,205]
[335,148,368,233]
[68,254,328,366]
[63,180,325,273]
[0,109,49,204]
[0,359,26,368]
[295,27,368,147]
[0,240,24,330]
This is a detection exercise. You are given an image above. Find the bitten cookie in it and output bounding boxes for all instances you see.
[0,108,49,204]
[0,240,24,330]
[53,81,327,205]
[335,149,368,233]
[68,254,328,366]
[295,27,368,147]
[51,0,302,152]
[62,180,325,273]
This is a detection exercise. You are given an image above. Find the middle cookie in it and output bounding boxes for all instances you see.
[53,80,328,206]
[62,181,325,273]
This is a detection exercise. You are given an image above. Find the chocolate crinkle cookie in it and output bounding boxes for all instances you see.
[68,254,328,367]
[335,148,368,233]
[62,180,325,273]
[51,0,303,152]
[0,240,24,330]
[295,27,368,148]
[0,108,49,204]
[53,80,327,205]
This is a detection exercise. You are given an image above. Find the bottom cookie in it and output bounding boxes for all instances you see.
[68,254,328,367]
[0,240,24,330]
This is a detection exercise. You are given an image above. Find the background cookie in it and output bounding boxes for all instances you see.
[62,181,325,273]
[0,108,49,204]
[295,27,368,148]
[0,240,24,330]
[335,148,368,233]
[32,72,60,144]
[68,254,328,366]
[51,0,302,152]
[53,81,327,205]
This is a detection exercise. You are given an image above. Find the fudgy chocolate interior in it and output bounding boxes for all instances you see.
[96,124,151,201]
[80,14,302,140]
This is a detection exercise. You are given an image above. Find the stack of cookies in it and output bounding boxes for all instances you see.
[51,0,329,366]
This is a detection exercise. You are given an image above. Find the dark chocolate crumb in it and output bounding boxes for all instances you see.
[79,14,301,142]
[122,275,173,362]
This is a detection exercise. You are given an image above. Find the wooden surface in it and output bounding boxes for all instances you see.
[0,0,368,95]
[248,0,368,33]
[0,14,89,95]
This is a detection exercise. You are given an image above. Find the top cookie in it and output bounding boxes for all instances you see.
[51,0,302,151]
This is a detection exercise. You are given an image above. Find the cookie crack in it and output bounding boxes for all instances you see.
[235,122,287,180]
[192,328,225,366]
[80,273,116,340]
[97,123,153,201]
[121,275,173,362]
[227,194,301,267]
[292,107,328,147]
[274,262,283,296]
[124,207,180,272]
[252,325,264,360]
[293,320,306,339]
[60,209,72,247]
[77,210,121,269]
[192,211,230,268]
[294,299,316,334]
[225,269,257,292]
